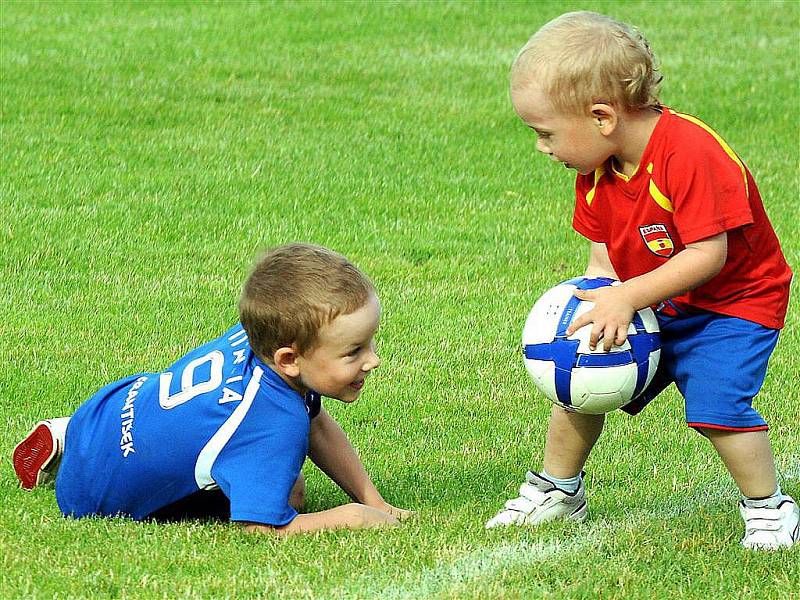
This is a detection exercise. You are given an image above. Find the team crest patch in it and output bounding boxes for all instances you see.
[639,224,674,257]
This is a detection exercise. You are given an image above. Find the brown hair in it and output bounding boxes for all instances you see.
[512,11,662,115]
[239,243,375,361]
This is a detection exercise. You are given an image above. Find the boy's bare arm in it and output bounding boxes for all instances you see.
[307,408,411,520]
[585,242,619,279]
[243,407,411,535]
[242,503,397,535]
[570,233,727,350]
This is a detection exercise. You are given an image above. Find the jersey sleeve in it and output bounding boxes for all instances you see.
[211,405,309,526]
[663,125,754,244]
[572,170,606,243]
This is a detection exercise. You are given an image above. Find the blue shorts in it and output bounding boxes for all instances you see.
[622,310,779,431]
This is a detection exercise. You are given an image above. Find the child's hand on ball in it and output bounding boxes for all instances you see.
[567,286,636,351]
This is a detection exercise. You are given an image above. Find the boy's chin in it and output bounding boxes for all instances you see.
[332,390,361,403]
[560,162,592,175]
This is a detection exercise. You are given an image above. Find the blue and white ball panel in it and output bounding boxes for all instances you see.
[522,277,660,414]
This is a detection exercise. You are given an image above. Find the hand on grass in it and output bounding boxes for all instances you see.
[355,504,401,528]
[373,501,415,522]
[360,490,414,522]
[566,286,636,351]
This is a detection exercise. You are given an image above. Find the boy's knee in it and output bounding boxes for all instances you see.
[289,474,305,511]
[549,404,604,429]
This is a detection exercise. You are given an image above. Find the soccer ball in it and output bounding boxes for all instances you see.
[522,277,661,414]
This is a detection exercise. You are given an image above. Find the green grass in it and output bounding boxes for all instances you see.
[1,1,798,598]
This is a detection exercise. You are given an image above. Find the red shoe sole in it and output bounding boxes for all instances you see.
[13,423,56,489]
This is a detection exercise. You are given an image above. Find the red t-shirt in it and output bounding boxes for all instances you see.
[572,108,792,329]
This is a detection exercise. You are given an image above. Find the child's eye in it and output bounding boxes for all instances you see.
[347,347,361,357]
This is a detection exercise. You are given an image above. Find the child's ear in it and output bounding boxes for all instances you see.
[590,103,617,135]
[273,345,301,378]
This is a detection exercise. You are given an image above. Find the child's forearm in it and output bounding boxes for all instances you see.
[618,232,727,309]
[243,503,397,535]
[585,242,619,279]
[584,235,726,309]
[570,234,728,350]
[307,408,385,506]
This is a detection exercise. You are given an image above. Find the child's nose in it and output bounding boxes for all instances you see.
[363,351,380,371]
[535,137,550,154]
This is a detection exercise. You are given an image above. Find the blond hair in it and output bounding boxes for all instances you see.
[512,11,661,115]
[239,243,375,361]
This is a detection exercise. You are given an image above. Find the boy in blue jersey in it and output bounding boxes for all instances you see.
[13,243,409,534]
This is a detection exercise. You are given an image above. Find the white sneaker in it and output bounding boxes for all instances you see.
[486,471,587,529]
[12,418,69,489]
[739,494,799,550]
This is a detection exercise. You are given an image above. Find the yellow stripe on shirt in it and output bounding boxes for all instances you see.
[585,167,605,205]
[670,110,749,197]
[646,163,674,212]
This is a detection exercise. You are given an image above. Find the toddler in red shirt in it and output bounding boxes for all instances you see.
[486,11,797,550]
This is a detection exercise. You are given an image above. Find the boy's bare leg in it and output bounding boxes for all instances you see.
[289,473,306,512]
[704,428,799,550]
[701,429,777,497]
[485,405,600,528]
[542,406,604,478]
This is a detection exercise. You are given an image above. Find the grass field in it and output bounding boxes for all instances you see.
[1,1,798,598]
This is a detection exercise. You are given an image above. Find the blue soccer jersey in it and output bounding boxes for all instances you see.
[55,324,321,526]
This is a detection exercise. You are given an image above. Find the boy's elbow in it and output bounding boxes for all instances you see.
[241,521,292,536]
[695,252,725,287]
[705,244,727,279]
[243,522,278,534]
[710,254,726,278]
[689,233,727,282]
